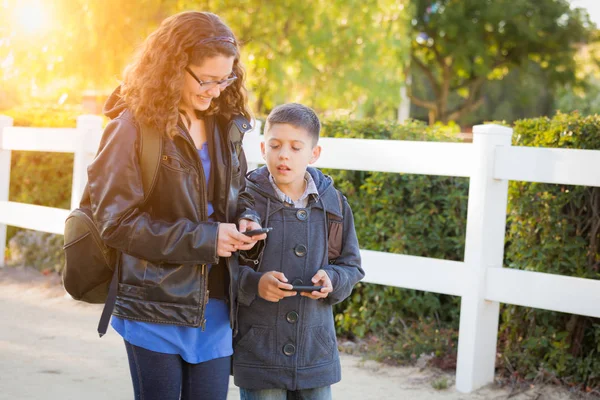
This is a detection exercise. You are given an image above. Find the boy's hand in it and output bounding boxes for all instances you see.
[301,269,333,300]
[258,271,296,302]
[238,219,267,251]
[217,223,255,257]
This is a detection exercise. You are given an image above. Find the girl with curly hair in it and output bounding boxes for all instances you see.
[86,11,266,399]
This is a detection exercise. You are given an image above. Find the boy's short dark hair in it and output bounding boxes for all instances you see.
[264,103,321,145]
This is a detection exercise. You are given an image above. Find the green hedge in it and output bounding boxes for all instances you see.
[500,113,600,387]
[324,113,599,389]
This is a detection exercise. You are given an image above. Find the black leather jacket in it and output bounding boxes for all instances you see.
[86,91,259,328]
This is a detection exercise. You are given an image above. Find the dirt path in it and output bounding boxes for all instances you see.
[0,267,581,400]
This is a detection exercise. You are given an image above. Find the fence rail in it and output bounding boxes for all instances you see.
[0,114,599,393]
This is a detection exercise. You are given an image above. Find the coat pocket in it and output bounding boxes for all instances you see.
[233,325,275,366]
[300,326,336,367]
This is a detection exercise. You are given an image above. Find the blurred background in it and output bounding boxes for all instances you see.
[1,0,599,125]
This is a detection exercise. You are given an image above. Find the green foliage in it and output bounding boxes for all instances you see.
[1,0,411,119]
[499,112,600,388]
[409,0,592,123]
[180,0,410,118]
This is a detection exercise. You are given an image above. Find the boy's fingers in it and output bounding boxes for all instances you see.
[271,271,288,282]
[277,281,294,291]
[311,269,327,283]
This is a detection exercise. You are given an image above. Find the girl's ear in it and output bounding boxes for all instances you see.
[310,145,321,164]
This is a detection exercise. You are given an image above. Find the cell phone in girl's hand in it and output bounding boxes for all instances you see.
[243,227,273,236]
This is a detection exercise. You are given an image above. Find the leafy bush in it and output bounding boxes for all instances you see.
[499,112,600,388]
[324,113,599,390]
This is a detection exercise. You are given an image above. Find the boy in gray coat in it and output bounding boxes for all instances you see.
[234,103,365,399]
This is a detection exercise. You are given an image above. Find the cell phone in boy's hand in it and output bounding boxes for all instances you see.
[243,227,273,236]
[287,285,324,292]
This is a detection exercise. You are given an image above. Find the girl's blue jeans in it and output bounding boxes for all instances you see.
[124,340,230,400]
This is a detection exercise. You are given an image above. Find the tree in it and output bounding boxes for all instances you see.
[175,0,410,117]
[408,0,592,124]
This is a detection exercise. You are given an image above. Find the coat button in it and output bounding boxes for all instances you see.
[283,343,296,356]
[286,311,299,323]
[296,209,308,220]
[291,278,303,286]
[294,244,307,257]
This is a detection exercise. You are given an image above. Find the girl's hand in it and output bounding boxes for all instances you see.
[237,219,267,250]
[216,223,254,257]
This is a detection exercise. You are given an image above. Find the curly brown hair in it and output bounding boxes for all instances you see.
[121,11,251,137]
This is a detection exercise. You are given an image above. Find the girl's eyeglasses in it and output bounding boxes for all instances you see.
[185,67,237,90]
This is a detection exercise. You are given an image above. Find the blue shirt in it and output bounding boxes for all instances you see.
[111,142,232,363]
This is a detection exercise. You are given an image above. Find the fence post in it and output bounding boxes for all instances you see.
[72,115,102,210]
[456,123,513,392]
[243,119,263,172]
[0,116,13,267]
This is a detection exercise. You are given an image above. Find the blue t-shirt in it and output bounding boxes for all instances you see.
[111,142,232,363]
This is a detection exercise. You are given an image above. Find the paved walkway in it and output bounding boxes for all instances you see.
[0,267,579,400]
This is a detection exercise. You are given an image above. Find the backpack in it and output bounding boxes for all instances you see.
[62,121,162,336]
[327,189,345,263]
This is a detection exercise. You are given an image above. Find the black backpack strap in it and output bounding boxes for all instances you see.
[97,266,119,337]
[139,122,163,203]
[97,122,162,338]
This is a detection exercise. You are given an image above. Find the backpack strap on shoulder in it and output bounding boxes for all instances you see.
[327,189,345,263]
[139,122,162,202]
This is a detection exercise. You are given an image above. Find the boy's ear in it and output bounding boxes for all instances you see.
[260,141,266,159]
[310,145,321,164]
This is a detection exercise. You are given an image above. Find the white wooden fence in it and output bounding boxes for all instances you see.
[1,114,599,393]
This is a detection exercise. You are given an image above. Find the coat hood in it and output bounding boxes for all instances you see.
[246,166,342,218]
[102,86,127,119]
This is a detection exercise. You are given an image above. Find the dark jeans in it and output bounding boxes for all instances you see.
[124,340,231,400]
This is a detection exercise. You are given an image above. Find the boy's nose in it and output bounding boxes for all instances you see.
[279,148,290,159]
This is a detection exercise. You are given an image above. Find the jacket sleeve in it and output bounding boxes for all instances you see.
[87,116,219,265]
[237,264,263,307]
[322,197,365,305]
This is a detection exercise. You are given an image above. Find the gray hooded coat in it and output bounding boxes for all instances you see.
[233,166,364,390]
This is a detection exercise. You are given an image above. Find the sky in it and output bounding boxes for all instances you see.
[569,0,600,26]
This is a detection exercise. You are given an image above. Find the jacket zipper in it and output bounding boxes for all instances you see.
[222,127,238,331]
[176,125,210,330]
[200,263,209,331]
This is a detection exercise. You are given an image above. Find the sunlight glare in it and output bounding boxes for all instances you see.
[14,0,50,35]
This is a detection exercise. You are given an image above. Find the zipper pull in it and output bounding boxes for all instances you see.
[201,318,207,332]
